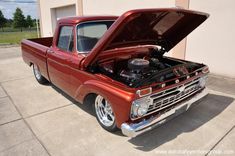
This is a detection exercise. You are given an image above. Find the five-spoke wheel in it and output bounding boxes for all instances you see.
[94,95,117,131]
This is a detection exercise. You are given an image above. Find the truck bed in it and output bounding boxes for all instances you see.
[21,37,53,80]
[26,37,53,47]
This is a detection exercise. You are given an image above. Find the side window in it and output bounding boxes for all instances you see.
[57,26,74,52]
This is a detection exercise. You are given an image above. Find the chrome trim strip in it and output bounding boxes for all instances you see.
[122,88,208,137]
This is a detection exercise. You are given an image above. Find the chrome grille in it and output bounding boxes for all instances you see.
[148,78,202,114]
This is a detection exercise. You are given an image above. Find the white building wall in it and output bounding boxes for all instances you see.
[39,0,82,37]
[82,0,176,57]
[39,0,175,37]
[51,5,76,32]
[82,0,175,15]
[186,0,235,78]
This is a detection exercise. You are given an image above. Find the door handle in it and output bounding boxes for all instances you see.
[47,49,54,53]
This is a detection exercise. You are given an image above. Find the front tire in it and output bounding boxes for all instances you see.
[33,64,48,84]
[93,95,118,132]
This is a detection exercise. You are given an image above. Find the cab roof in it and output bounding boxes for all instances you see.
[57,15,118,24]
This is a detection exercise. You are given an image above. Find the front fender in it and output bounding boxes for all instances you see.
[75,80,135,128]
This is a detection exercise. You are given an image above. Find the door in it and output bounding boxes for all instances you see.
[47,25,75,95]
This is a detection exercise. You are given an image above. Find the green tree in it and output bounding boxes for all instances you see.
[5,19,13,27]
[26,15,34,29]
[13,8,26,32]
[0,10,7,32]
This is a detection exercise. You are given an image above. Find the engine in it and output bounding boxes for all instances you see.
[97,53,204,87]
[99,56,171,85]
[128,58,150,72]
[118,58,167,84]
[119,58,149,81]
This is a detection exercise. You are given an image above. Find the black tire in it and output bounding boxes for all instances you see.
[33,64,48,84]
[93,95,118,132]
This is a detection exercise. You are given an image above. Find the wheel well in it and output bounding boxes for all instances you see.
[83,93,97,106]
[82,93,97,116]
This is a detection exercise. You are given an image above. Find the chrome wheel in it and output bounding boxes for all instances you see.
[95,95,115,127]
[32,64,48,84]
[33,64,41,80]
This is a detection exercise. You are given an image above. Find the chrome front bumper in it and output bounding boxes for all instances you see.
[121,88,208,137]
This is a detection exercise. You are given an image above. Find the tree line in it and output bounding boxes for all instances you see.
[0,7,37,32]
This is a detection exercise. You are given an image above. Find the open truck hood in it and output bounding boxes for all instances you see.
[83,8,209,68]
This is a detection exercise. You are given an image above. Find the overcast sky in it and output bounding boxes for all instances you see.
[0,0,38,19]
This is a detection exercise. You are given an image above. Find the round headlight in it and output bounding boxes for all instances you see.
[136,103,149,116]
[132,97,152,117]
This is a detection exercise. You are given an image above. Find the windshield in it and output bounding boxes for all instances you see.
[77,21,114,52]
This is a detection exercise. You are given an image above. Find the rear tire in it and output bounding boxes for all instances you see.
[93,95,118,132]
[33,64,48,84]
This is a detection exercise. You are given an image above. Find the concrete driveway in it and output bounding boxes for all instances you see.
[0,46,234,156]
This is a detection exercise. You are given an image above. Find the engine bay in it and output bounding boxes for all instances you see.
[96,48,204,88]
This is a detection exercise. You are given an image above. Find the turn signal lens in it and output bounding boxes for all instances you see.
[202,66,209,74]
[137,87,152,97]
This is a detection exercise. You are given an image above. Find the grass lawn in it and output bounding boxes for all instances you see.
[0,31,38,44]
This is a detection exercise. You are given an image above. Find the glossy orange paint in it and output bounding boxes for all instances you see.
[21,8,209,128]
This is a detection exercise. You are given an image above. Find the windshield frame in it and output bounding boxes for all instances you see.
[75,20,115,54]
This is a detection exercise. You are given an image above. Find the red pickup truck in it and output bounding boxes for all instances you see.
[21,8,209,137]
